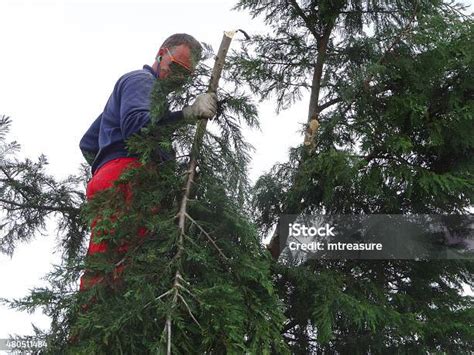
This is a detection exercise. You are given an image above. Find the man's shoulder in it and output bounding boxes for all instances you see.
[113,67,156,94]
[119,67,155,83]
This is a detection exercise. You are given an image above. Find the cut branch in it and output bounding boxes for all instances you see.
[176,31,236,233]
[166,30,240,355]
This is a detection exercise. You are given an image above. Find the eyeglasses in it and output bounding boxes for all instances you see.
[163,47,192,73]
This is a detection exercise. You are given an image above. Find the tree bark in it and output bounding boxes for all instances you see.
[268,16,336,258]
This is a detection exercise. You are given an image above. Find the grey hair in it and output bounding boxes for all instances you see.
[160,33,202,61]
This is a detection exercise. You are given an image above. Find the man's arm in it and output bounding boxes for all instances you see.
[119,73,185,140]
[119,72,218,140]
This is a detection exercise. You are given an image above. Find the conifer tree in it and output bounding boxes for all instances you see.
[0,115,87,260]
[1,41,289,353]
[229,0,473,352]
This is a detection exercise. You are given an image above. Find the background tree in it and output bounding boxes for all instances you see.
[0,115,87,261]
[229,0,474,352]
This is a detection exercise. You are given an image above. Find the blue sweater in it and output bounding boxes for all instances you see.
[80,65,183,174]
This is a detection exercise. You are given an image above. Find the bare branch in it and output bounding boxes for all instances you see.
[185,212,229,261]
[286,0,320,40]
[177,293,202,329]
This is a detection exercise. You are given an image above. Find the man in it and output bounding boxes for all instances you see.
[79,33,216,291]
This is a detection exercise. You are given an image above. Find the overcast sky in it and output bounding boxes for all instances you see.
[0,0,472,345]
[0,0,306,341]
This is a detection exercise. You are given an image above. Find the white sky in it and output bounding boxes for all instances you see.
[0,0,305,342]
[0,0,472,346]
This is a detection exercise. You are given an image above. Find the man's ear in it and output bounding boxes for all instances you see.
[156,48,166,61]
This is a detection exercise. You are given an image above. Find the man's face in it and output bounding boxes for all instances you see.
[158,44,196,81]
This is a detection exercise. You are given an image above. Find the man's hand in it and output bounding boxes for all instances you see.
[182,93,217,120]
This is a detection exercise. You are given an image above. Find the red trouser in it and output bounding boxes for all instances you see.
[79,157,145,291]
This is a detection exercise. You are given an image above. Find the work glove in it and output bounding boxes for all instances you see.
[182,93,217,120]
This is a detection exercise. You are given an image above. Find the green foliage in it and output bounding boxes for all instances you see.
[236,0,473,353]
[57,160,287,353]
[0,115,88,260]
[1,45,288,353]
[1,1,473,353]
